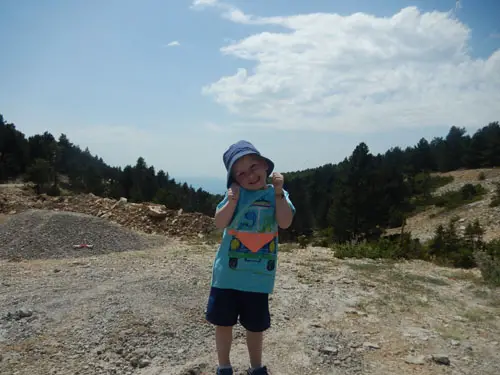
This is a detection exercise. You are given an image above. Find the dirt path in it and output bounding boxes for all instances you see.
[1,242,499,375]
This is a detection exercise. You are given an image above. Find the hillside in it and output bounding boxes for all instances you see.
[385,168,500,242]
[2,113,500,245]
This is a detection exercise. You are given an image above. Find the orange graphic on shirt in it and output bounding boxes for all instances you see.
[227,229,278,253]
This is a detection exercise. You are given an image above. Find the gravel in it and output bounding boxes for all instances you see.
[0,209,167,260]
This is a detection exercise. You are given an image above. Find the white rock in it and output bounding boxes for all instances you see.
[405,355,426,365]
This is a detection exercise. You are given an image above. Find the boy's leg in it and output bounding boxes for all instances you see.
[238,291,270,370]
[206,288,239,369]
[216,325,234,367]
[246,330,264,369]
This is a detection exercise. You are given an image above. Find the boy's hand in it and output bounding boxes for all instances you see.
[272,172,284,194]
[228,183,240,203]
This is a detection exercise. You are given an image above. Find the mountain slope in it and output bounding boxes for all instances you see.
[386,168,500,242]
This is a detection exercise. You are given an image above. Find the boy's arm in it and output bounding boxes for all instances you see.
[275,191,294,229]
[214,200,237,229]
[214,184,239,229]
[272,172,295,229]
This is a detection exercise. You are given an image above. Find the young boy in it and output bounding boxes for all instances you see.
[206,140,295,375]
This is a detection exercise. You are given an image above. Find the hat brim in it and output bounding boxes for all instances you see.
[226,150,274,188]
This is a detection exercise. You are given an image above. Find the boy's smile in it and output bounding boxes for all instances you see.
[232,154,269,190]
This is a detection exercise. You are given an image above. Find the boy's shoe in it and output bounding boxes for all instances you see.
[217,367,233,375]
[247,366,269,375]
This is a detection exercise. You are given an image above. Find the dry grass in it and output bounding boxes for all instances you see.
[446,269,482,282]
[462,308,496,322]
[401,273,450,286]
[279,242,297,253]
[345,261,394,273]
[438,326,467,341]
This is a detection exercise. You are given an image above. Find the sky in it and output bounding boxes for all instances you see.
[1,0,499,194]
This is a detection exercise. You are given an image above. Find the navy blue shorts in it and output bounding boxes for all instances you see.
[205,287,271,332]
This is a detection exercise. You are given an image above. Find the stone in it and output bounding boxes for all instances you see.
[405,355,426,365]
[147,206,168,219]
[320,347,339,355]
[363,342,380,350]
[432,354,451,366]
[8,308,33,321]
[138,358,151,368]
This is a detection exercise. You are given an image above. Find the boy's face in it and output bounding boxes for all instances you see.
[232,154,268,190]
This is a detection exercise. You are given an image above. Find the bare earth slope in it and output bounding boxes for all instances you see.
[386,168,500,242]
[1,241,499,375]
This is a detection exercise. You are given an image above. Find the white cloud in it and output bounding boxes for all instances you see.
[165,41,180,47]
[197,4,500,133]
[190,0,251,23]
[190,0,219,9]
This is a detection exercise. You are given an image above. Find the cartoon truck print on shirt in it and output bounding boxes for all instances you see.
[227,199,278,272]
[228,235,277,271]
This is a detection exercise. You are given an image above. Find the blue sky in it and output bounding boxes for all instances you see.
[1,0,499,194]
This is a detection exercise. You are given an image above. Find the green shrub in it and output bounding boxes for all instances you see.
[474,240,500,287]
[333,234,426,261]
[489,182,500,208]
[428,218,484,269]
[297,235,309,249]
[311,228,333,247]
[429,175,454,190]
[434,183,487,210]
[478,171,486,181]
[398,232,429,260]
[333,241,397,260]
[409,173,454,212]
[47,184,61,197]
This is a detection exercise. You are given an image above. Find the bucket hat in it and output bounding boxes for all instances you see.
[223,140,274,188]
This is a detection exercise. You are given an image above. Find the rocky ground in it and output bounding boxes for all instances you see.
[1,238,499,375]
[1,175,500,375]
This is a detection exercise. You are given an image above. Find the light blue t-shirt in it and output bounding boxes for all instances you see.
[210,185,295,294]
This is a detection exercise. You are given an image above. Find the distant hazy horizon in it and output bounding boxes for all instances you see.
[177,176,226,195]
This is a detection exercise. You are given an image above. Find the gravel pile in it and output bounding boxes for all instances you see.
[0,185,216,240]
[0,209,167,260]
